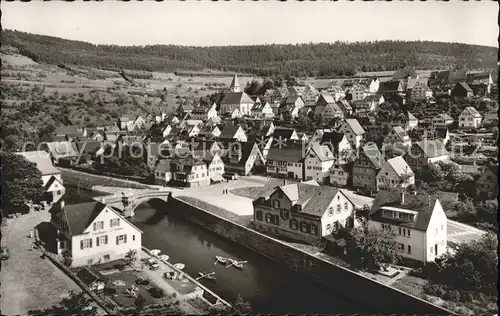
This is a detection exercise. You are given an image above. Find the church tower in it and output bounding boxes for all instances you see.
[230,74,241,93]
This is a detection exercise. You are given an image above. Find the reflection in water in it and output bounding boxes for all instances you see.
[132,201,370,314]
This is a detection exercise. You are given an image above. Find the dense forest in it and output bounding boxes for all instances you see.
[2,30,497,77]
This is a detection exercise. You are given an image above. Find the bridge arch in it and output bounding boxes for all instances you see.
[122,191,173,217]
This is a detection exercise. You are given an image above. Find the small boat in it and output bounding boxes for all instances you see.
[227,260,247,269]
[158,254,170,262]
[173,263,185,270]
[150,249,161,256]
[196,271,216,281]
[214,256,231,264]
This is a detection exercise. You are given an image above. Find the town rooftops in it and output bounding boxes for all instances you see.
[318,94,336,104]
[435,113,453,121]
[45,141,79,158]
[344,118,365,135]
[55,126,81,136]
[378,80,402,93]
[461,106,482,118]
[17,151,60,175]
[455,82,474,93]
[369,190,440,231]
[219,123,242,139]
[392,126,409,139]
[386,156,414,177]
[221,91,254,105]
[413,139,448,158]
[267,146,304,162]
[309,142,334,162]
[272,127,296,140]
[259,183,345,217]
[59,201,142,236]
[392,66,418,80]
[361,143,384,169]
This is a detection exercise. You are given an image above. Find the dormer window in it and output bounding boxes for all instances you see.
[273,200,280,209]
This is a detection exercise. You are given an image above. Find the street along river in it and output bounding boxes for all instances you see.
[130,200,371,314]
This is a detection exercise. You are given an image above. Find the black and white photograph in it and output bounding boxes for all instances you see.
[0,1,498,315]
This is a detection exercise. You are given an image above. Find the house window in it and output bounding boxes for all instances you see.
[310,224,318,235]
[277,190,283,198]
[133,235,135,241]
[397,243,405,251]
[116,234,127,245]
[441,224,444,231]
[300,222,309,233]
[280,209,289,220]
[265,214,272,223]
[93,221,104,231]
[407,245,412,254]
[326,224,332,233]
[336,205,341,214]
[328,207,334,216]
[399,227,402,235]
[344,202,348,211]
[104,254,110,260]
[81,238,92,249]
[96,236,108,246]
[407,229,411,237]
[256,211,263,221]
[87,259,93,265]
[110,218,120,227]
[57,190,61,195]
[290,219,298,230]
[273,200,280,209]
[382,223,391,231]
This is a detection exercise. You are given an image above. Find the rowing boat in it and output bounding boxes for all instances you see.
[214,256,231,264]
[173,263,185,270]
[197,271,216,281]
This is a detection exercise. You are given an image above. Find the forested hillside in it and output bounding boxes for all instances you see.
[3,30,497,77]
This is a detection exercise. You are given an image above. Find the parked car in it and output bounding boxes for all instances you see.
[0,248,10,260]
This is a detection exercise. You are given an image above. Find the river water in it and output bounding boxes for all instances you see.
[130,200,371,314]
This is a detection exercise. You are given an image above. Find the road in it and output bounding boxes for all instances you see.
[1,211,106,315]
[447,219,487,245]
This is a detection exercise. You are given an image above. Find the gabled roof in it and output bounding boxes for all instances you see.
[385,156,414,177]
[46,141,79,158]
[434,113,453,121]
[75,141,103,155]
[55,126,80,136]
[320,131,346,148]
[62,201,106,236]
[267,146,304,162]
[361,143,384,169]
[392,67,418,80]
[337,99,352,112]
[378,80,402,93]
[223,142,259,167]
[273,127,296,139]
[308,142,334,162]
[221,92,254,105]
[454,82,473,93]
[219,123,243,139]
[392,126,409,140]
[317,94,336,104]
[461,106,482,118]
[262,183,345,217]
[413,139,448,158]
[17,151,60,175]
[343,119,365,135]
[369,190,440,231]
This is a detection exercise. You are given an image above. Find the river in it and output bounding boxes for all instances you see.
[131,200,371,314]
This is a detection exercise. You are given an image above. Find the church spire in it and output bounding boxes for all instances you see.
[230,73,241,92]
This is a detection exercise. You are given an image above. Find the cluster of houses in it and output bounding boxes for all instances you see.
[21,66,496,267]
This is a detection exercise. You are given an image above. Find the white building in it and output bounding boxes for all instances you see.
[220,74,255,116]
[337,119,365,149]
[368,191,447,263]
[459,107,482,129]
[432,113,454,128]
[17,151,64,206]
[266,146,304,180]
[190,103,218,121]
[376,156,415,191]
[305,143,335,184]
[51,201,143,267]
[253,182,356,244]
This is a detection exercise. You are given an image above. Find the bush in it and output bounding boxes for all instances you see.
[423,282,446,297]
[103,287,117,295]
[149,286,165,298]
[135,278,150,285]
[443,289,461,302]
[114,263,125,270]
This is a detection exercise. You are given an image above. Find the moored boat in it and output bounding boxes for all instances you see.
[214,255,230,264]
[173,263,185,270]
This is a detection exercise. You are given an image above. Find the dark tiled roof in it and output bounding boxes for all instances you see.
[378,80,402,93]
[75,141,103,155]
[62,201,107,236]
[221,92,254,105]
[392,67,418,80]
[413,139,448,158]
[266,147,304,162]
[369,191,439,231]
[273,128,296,139]
[219,124,242,139]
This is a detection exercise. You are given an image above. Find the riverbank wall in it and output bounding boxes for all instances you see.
[168,196,456,315]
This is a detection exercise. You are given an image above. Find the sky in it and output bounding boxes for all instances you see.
[2,1,498,48]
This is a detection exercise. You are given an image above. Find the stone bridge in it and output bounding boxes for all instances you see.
[98,189,174,218]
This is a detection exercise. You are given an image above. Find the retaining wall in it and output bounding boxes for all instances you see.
[168,197,456,315]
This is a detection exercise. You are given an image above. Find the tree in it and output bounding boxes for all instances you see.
[0,151,43,212]
[228,295,252,314]
[134,295,146,313]
[29,291,98,316]
[345,219,401,271]
[424,233,497,296]
[125,249,138,267]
